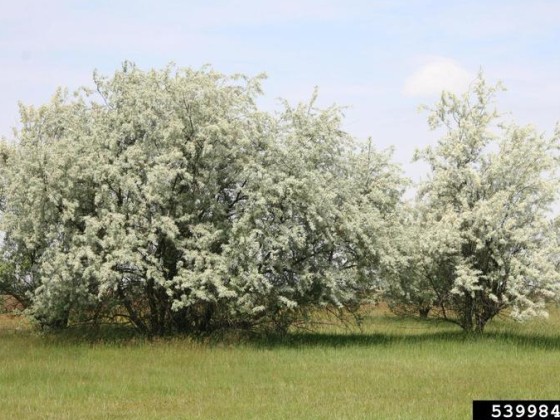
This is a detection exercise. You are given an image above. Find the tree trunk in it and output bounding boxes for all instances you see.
[418,307,430,318]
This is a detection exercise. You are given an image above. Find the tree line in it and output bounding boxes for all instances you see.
[0,63,558,335]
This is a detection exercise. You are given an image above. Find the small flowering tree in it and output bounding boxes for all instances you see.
[0,63,405,335]
[389,74,560,332]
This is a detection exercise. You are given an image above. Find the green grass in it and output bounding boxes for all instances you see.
[1,308,560,419]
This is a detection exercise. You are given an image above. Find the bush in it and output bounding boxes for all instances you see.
[0,63,405,335]
[386,74,560,332]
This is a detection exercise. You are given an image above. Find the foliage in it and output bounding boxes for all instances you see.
[387,74,560,332]
[0,63,405,335]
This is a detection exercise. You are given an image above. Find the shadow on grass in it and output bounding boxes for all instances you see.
[35,324,148,347]
[5,320,560,351]
[245,330,560,351]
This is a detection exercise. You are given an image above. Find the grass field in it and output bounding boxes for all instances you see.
[1,307,560,419]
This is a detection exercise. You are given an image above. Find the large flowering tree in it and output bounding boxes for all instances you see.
[0,63,405,335]
[388,75,560,332]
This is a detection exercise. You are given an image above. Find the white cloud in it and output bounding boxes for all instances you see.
[403,58,473,97]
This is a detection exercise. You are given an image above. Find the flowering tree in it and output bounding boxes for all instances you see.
[388,74,560,332]
[0,63,405,335]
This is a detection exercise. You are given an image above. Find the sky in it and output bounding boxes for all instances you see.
[1,0,559,183]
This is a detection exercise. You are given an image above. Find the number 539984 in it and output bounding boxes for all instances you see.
[473,401,560,419]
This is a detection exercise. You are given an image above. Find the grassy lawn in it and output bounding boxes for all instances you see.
[1,308,560,419]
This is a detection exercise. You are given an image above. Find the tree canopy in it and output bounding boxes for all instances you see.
[1,65,558,336]
[0,63,405,335]
[387,75,560,332]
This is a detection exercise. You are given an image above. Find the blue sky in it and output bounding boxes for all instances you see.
[1,0,559,181]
